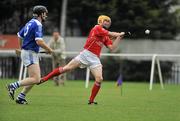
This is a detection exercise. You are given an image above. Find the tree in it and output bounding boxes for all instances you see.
[67,0,180,39]
[0,0,179,39]
[114,0,180,39]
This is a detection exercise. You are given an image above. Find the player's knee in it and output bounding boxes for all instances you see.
[95,76,103,82]
[31,75,41,83]
[63,66,72,72]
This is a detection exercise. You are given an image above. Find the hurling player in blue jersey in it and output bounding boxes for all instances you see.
[6,5,53,104]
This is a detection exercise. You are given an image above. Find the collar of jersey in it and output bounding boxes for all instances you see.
[32,18,42,26]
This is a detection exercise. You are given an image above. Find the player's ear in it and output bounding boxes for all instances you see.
[99,20,102,24]
[42,12,46,17]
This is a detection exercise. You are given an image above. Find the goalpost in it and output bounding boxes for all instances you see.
[85,53,180,90]
[15,51,180,90]
[84,53,161,90]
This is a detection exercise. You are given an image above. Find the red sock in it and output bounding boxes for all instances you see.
[89,81,101,102]
[43,67,64,81]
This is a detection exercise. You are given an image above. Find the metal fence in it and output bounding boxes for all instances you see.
[0,55,180,84]
[167,63,180,84]
[0,56,87,80]
[0,57,20,78]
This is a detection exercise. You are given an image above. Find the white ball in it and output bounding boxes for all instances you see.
[145,29,150,34]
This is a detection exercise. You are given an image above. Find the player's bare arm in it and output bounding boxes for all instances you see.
[15,37,23,56]
[108,31,124,38]
[36,39,53,54]
[18,37,23,48]
[108,32,125,51]
[109,32,125,41]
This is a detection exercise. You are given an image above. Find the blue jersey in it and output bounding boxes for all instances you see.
[17,18,43,53]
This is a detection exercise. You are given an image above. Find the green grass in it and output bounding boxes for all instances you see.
[0,79,180,121]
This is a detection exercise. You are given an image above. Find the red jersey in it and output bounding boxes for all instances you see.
[84,25,112,57]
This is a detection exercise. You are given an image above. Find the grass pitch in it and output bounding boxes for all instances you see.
[0,79,180,121]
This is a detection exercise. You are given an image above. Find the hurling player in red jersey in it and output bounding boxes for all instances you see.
[38,15,125,104]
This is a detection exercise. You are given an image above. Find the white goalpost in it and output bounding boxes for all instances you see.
[84,53,162,90]
[13,51,180,90]
[84,53,180,90]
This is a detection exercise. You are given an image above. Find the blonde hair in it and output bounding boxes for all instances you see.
[97,15,111,24]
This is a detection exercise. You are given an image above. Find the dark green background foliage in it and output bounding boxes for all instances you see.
[67,0,180,39]
[0,0,179,39]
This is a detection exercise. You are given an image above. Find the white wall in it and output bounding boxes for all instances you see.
[44,36,180,60]
[44,36,180,54]
[119,39,180,54]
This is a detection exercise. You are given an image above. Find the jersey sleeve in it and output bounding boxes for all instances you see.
[94,25,109,37]
[35,24,43,41]
[17,27,25,39]
[104,36,112,47]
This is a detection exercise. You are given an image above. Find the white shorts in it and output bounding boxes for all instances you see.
[21,49,39,67]
[74,49,102,69]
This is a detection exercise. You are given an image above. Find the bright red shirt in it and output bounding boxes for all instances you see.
[84,25,112,57]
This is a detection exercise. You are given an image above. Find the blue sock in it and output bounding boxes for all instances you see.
[17,93,26,99]
[10,81,20,90]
